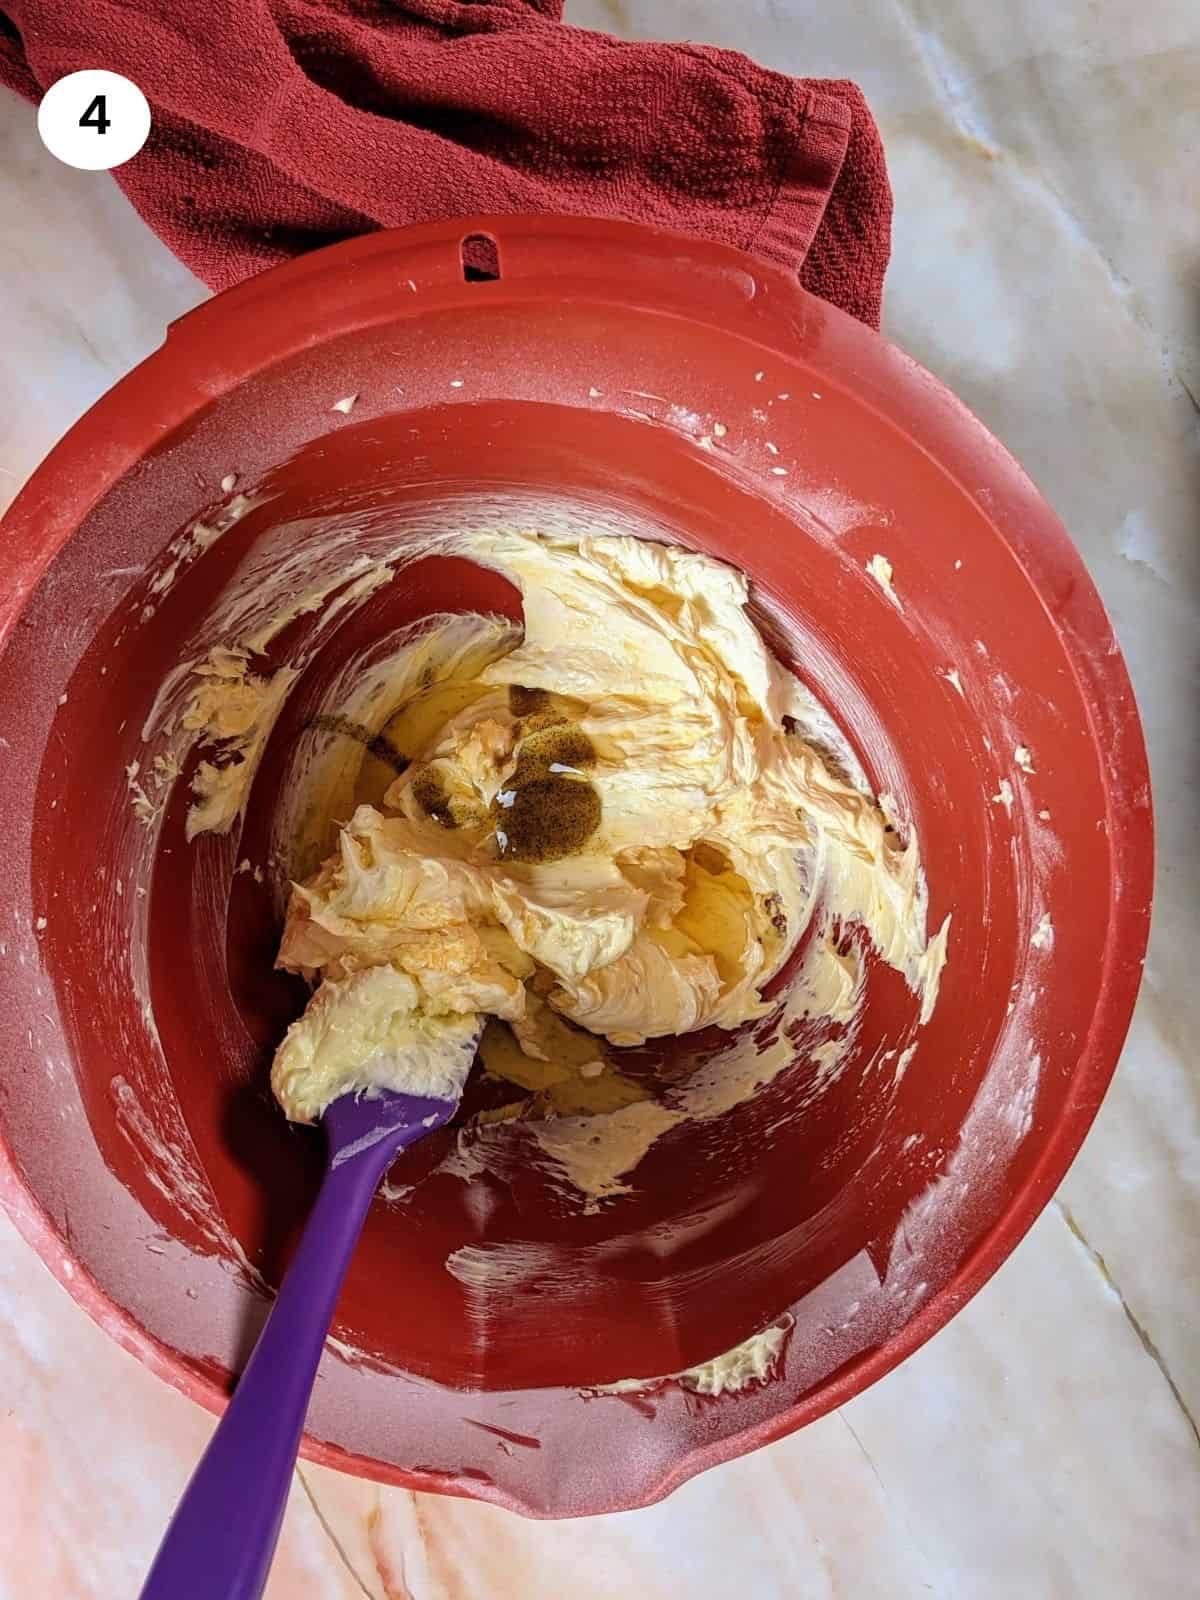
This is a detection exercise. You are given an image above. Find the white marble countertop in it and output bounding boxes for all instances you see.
[1,3,1197,1594]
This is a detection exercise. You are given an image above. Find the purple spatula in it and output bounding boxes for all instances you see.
[139,1073,469,1600]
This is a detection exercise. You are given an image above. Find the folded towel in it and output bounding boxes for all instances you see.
[0,0,892,325]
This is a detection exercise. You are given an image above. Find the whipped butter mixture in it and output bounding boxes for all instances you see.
[264,530,950,1151]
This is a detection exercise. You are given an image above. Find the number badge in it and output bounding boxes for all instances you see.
[37,70,151,171]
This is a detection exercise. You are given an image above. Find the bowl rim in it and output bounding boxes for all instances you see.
[0,213,1153,1516]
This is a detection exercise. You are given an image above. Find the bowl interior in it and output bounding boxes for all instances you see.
[0,220,1149,1514]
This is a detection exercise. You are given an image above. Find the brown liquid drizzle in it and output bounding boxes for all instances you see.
[508,684,551,716]
[412,767,457,829]
[495,721,601,864]
[517,724,594,774]
[309,713,408,773]
[763,891,789,937]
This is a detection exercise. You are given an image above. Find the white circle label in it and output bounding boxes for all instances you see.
[37,70,151,171]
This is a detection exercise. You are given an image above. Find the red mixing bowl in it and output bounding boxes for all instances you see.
[0,217,1151,1516]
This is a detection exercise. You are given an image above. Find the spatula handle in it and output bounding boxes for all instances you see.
[138,1137,395,1600]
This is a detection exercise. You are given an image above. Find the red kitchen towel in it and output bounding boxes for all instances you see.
[0,0,892,326]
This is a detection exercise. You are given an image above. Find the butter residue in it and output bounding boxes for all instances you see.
[531,1102,684,1205]
[478,1006,649,1118]
[866,552,904,611]
[137,528,399,841]
[180,647,298,840]
[894,1040,919,1085]
[139,492,260,622]
[590,1316,792,1398]
[125,759,159,827]
[267,530,950,1160]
